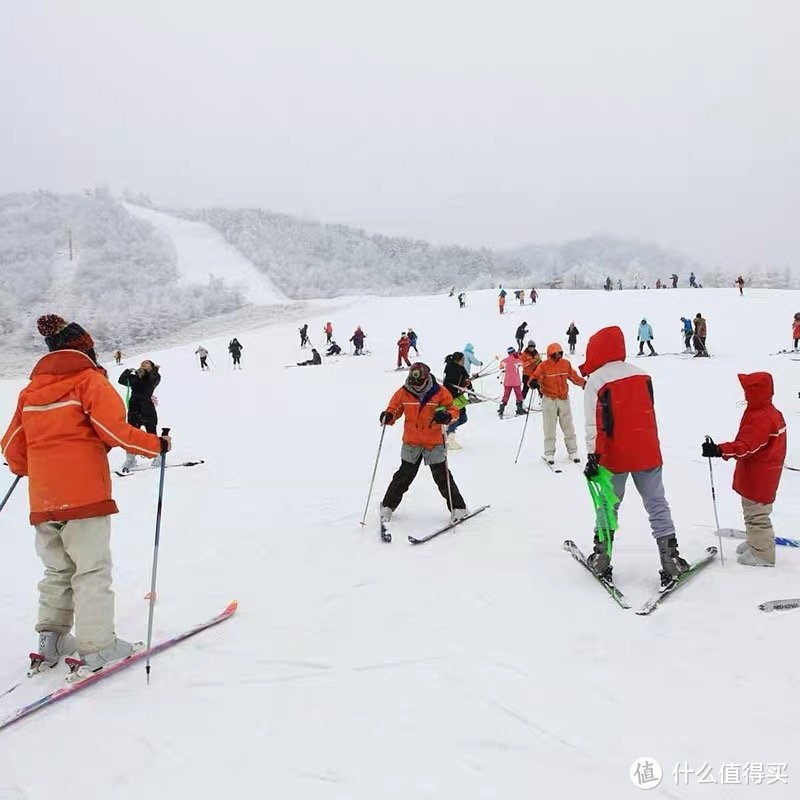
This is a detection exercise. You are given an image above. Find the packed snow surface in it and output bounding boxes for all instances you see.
[123,203,287,305]
[1,287,798,799]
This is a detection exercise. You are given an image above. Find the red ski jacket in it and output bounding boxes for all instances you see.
[719,373,786,504]
[580,326,662,474]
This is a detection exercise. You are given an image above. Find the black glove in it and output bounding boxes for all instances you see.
[584,453,600,479]
[379,411,393,425]
[433,410,451,425]
[702,438,722,458]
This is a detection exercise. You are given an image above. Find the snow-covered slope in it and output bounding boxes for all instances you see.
[123,203,287,305]
[0,287,798,799]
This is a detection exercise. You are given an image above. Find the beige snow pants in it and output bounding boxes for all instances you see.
[34,516,116,654]
[542,396,578,458]
[742,497,776,564]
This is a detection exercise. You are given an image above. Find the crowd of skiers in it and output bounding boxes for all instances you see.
[497,286,538,314]
[0,301,791,681]
[375,320,786,584]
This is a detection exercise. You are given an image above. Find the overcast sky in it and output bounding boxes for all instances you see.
[2,1,798,266]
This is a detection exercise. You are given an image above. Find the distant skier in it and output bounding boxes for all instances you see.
[566,322,579,355]
[671,273,679,288]
[702,372,786,567]
[656,278,662,290]
[735,275,745,296]
[0,314,170,674]
[299,324,309,348]
[462,343,483,374]
[407,327,419,355]
[350,326,366,355]
[324,322,333,344]
[397,333,412,369]
[689,272,698,288]
[113,350,123,365]
[793,313,800,350]
[499,348,527,418]
[228,338,243,369]
[680,317,694,352]
[604,277,612,291]
[580,325,690,585]
[458,292,466,309]
[195,346,209,370]
[297,348,322,366]
[498,287,507,314]
[442,352,472,447]
[637,319,657,356]
[530,288,538,304]
[118,360,162,471]
[531,343,585,464]
[518,289,525,306]
[378,362,468,526]
[520,341,542,401]
[515,322,529,352]
[326,341,342,356]
[693,313,708,356]
[617,279,622,291]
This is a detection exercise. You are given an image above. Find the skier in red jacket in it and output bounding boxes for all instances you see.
[396,333,412,369]
[703,372,786,566]
[581,326,690,585]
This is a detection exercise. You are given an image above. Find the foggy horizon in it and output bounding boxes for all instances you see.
[2,0,798,268]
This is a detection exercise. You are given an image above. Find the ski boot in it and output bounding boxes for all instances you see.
[66,638,140,681]
[379,506,393,524]
[737,546,774,567]
[450,507,469,524]
[29,631,77,675]
[586,532,614,580]
[151,454,162,469]
[121,453,137,473]
[497,403,506,418]
[656,536,690,586]
[515,401,527,416]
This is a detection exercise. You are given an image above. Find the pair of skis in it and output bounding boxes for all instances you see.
[541,456,581,474]
[564,539,718,615]
[0,601,238,733]
[380,505,490,545]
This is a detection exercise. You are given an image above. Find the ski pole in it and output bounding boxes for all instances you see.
[145,427,170,683]
[705,435,726,565]
[0,475,22,515]
[441,427,455,513]
[359,423,387,526]
[513,387,536,464]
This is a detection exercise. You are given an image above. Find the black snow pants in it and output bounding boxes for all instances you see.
[381,456,465,511]
[128,402,157,435]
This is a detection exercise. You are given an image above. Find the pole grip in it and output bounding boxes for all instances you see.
[161,427,171,437]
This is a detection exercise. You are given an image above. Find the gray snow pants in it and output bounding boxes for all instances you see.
[742,497,776,564]
[34,516,116,654]
[596,466,676,540]
[542,396,578,458]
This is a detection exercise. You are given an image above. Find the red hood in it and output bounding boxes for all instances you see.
[580,326,626,376]
[739,372,773,409]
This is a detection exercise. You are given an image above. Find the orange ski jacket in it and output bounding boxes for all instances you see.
[383,380,458,448]
[1,350,163,524]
